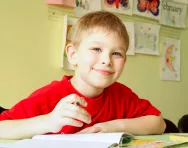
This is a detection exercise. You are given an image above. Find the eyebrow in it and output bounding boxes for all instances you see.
[117,46,126,51]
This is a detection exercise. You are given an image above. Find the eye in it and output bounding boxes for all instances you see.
[92,48,101,52]
[112,52,121,56]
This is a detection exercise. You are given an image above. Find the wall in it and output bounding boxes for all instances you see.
[0,1,187,125]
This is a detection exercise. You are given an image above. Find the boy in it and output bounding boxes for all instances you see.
[0,11,166,140]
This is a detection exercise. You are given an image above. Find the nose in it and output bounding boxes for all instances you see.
[100,53,112,66]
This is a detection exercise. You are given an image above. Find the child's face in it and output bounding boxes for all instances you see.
[74,29,127,89]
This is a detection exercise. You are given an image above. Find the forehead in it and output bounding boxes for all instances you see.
[78,29,126,51]
[82,28,125,44]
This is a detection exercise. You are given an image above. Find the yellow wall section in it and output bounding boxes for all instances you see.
[0,1,187,125]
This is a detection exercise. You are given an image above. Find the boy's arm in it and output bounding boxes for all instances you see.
[0,94,91,140]
[0,114,51,140]
[109,114,166,135]
[78,114,166,135]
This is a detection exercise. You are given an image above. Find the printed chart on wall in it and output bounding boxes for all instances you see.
[160,0,187,28]
[123,22,135,55]
[133,0,161,20]
[102,0,133,15]
[135,22,160,55]
[74,0,101,17]
[62,15,78,70]
[160,37,180,81]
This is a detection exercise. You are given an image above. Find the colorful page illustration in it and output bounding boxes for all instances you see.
[133,0,161,20]
[160,0,187,28]
[170,134,188,142]
[160,37,180,81]
[74,0,101,17]
[102,0,133,15]
[122,139,187,148]
[123,22,135,55]
[62,15,78,70]
[135,22,160,55]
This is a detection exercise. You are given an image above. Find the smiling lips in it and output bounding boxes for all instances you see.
[93,69,114,75]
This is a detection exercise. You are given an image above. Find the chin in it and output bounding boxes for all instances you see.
[91,80,114,89]
[81,74,117,88]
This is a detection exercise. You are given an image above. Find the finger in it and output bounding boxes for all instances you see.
[60,94,87,107]
[91,127,102,133]
[62,103,91,118]
[77,126,101,134]
[61,117,83,127]
[61,109,91,124]
[76,127,92,134]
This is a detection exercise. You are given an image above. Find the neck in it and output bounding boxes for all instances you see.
[70,75,104,98]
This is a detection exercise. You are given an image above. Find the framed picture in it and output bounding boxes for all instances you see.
[135,22,160,55]
[160,37,180,81]
[45,0,76,7]
[160,0,187,28]
[133,0,161,20]
[102,0,133,15]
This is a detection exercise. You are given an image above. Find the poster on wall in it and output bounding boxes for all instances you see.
[45,0,76,7]
[102,0,133,15]
[123,22,135,55]
[160,0,187,28]
[133,0,161,20]
[135,22,160,55]
[74,0,101,17]
[62,15,78,70]
[160,37,180,81]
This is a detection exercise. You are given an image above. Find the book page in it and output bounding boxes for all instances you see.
[32,132,125,144]
[0,143,9,148]
[8,139,111,148]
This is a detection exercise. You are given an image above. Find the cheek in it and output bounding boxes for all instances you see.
[114,60,125,70]
[82,53,98,65]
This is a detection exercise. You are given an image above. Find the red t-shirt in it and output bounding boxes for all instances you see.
[0,75,160,134]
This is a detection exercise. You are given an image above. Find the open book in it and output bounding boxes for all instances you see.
[32,132,134,147]
[7,133,188,148]
[32,133,188,148]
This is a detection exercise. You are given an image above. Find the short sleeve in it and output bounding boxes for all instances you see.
[124,89,161,118]
[0,95,48,121]
[0,81,63,121]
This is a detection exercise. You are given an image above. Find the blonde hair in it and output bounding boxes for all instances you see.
[71,11,129,52]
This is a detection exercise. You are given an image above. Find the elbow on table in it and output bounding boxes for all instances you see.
[154,116,166,134]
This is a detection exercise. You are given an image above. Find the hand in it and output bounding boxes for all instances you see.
[77,121,116,134]
[47,94,91,133]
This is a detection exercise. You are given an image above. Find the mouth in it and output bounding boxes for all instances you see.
[93,68,114,75]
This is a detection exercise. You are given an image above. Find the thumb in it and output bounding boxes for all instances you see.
[60,94,87,107]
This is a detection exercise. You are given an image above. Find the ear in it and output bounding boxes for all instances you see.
[65,44,78,66]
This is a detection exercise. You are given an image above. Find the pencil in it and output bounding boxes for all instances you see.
[73,102,80,106]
